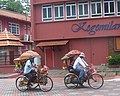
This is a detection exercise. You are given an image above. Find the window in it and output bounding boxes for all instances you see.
[115,37,120,50]
[66,2,76,19]
[0,21,1,32]
[117,0,120,15]
[54,3,64,20]
[78,0,88,18]
[0,47,7,62]
[104,0,115,16]
[42,5,52,21]
[91,0,102,17]
[8,22,20,35]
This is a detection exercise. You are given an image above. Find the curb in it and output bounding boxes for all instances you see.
[0,73,20,79]
[0,77,8,79]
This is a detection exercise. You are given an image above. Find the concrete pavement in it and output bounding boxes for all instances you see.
[0,69,120,96]
[0,68,120,79]
[0,77,120,96]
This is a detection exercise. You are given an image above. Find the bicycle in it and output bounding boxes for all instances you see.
[15,68,53,92]
[64,65,104,89]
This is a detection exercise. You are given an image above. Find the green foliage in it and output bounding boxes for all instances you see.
[6,1,24,14]
[106,54,120,65]
[0,0,7,8]
[0,0,24,14]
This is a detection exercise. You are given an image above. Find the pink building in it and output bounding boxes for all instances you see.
[31,0,120,69]
[0,9,33,73]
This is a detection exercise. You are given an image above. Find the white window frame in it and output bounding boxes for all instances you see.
[91,0,102,17]
[54,3,64,21]
[117,0,120,15]
[104,0,115,16]
[42,4,52,22]
[78,1,89,19]
[0,21,2,32]
[66,2,76,20]
[8,22,20,35]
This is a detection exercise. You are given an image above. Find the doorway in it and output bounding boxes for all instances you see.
[45,47,54,68]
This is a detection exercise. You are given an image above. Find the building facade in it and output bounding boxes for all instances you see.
[0,9,33,73]
[31,0,120,69]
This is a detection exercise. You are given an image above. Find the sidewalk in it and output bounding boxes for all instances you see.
[0,69,68,79]
[0,69,120,80]
[0,73,11,79]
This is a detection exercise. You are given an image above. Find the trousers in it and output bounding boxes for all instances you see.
[25,70,36,86]
[74,65,85,78]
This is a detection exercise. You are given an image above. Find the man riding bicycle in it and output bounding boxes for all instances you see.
[73,52,88,80]
[24,55,37,89]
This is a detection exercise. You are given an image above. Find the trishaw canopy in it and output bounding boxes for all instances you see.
[14,50,41,64]
[19,50,41,60]
[61,50,80,61]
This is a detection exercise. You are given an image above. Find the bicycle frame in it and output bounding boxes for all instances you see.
[63,59,104,89]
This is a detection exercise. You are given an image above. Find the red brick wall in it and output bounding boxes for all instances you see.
[0,65,15,73]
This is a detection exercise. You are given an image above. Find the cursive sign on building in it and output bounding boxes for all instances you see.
[71,21,120,35]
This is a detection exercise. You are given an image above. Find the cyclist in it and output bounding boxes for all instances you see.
[73,52,88,80]
[24,55,37,89]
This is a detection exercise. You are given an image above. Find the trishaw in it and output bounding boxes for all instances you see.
[61,50,104,89]
[14,50,53,92]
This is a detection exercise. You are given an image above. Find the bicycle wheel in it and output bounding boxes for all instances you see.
[64,73,79,89]
[15,75,28,91]
[88,73,104,89]
[39,75,53,92]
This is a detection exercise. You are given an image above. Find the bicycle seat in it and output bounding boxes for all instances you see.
[67,65,79,76]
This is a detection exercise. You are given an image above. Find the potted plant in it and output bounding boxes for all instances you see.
[106,54,120,68]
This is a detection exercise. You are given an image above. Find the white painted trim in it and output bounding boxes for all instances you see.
[90,1,102,17]
[104,0,115,16]
[42,4,53,22]
[66,2,77,20]
[8,22,20,35]
[78,2,89,19]
[54,3,64,21]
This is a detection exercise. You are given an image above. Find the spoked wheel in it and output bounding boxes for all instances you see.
[88,73,104,89]
[39,75,53,92]
[64,73,79,89]
[15,75,28,91]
